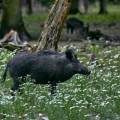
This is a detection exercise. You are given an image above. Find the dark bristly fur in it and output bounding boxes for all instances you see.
[2,49,90,95]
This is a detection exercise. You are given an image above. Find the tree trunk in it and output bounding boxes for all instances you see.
[0,0,31,40]
[99,0,108,14]
[69,0,79,14]
[0,0,3,10]
[26,0,33,15]
[83,0,89,14]
[37,0,72,51]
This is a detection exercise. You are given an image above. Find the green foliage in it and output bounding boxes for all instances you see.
[0,43,120,120]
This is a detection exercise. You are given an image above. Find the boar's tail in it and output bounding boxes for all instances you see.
[1,64,9,83]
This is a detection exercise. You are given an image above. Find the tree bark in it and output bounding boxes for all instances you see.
[99,0,108,14]
[0,0,31,40]
[37,0,72,51]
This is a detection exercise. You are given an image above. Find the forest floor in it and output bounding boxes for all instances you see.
[27,18,120,50]
[0,38,120,120]
[0,4,120,120]
[23,10,120,46]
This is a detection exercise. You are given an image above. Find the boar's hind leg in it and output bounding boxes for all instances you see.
[11,76,20,92]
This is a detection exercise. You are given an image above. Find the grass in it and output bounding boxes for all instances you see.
[0,43,120,120]
[22,4,120,24]
[22,3,120,37]
[70,4,120,23]
[0,3,120,120]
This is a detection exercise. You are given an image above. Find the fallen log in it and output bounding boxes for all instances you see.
[0,30,33,51]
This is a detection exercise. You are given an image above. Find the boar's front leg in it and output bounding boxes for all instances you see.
[50,82,57,95]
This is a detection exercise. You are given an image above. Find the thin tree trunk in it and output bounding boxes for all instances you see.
[69,0,79,14]
[0,0,3,10]
[26,0,33,15]
[37,0,72,51]
[83,0,89,14]
[0,0,31,40]
[99,0,108,14]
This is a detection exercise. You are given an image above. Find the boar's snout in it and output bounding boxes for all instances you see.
[78,64,91,75]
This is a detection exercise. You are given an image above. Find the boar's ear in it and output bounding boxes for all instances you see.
[65,49,76,60]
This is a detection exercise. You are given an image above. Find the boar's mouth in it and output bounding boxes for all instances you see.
[78,67,91,75]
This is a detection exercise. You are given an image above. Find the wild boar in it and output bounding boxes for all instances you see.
[2,49,90,94]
